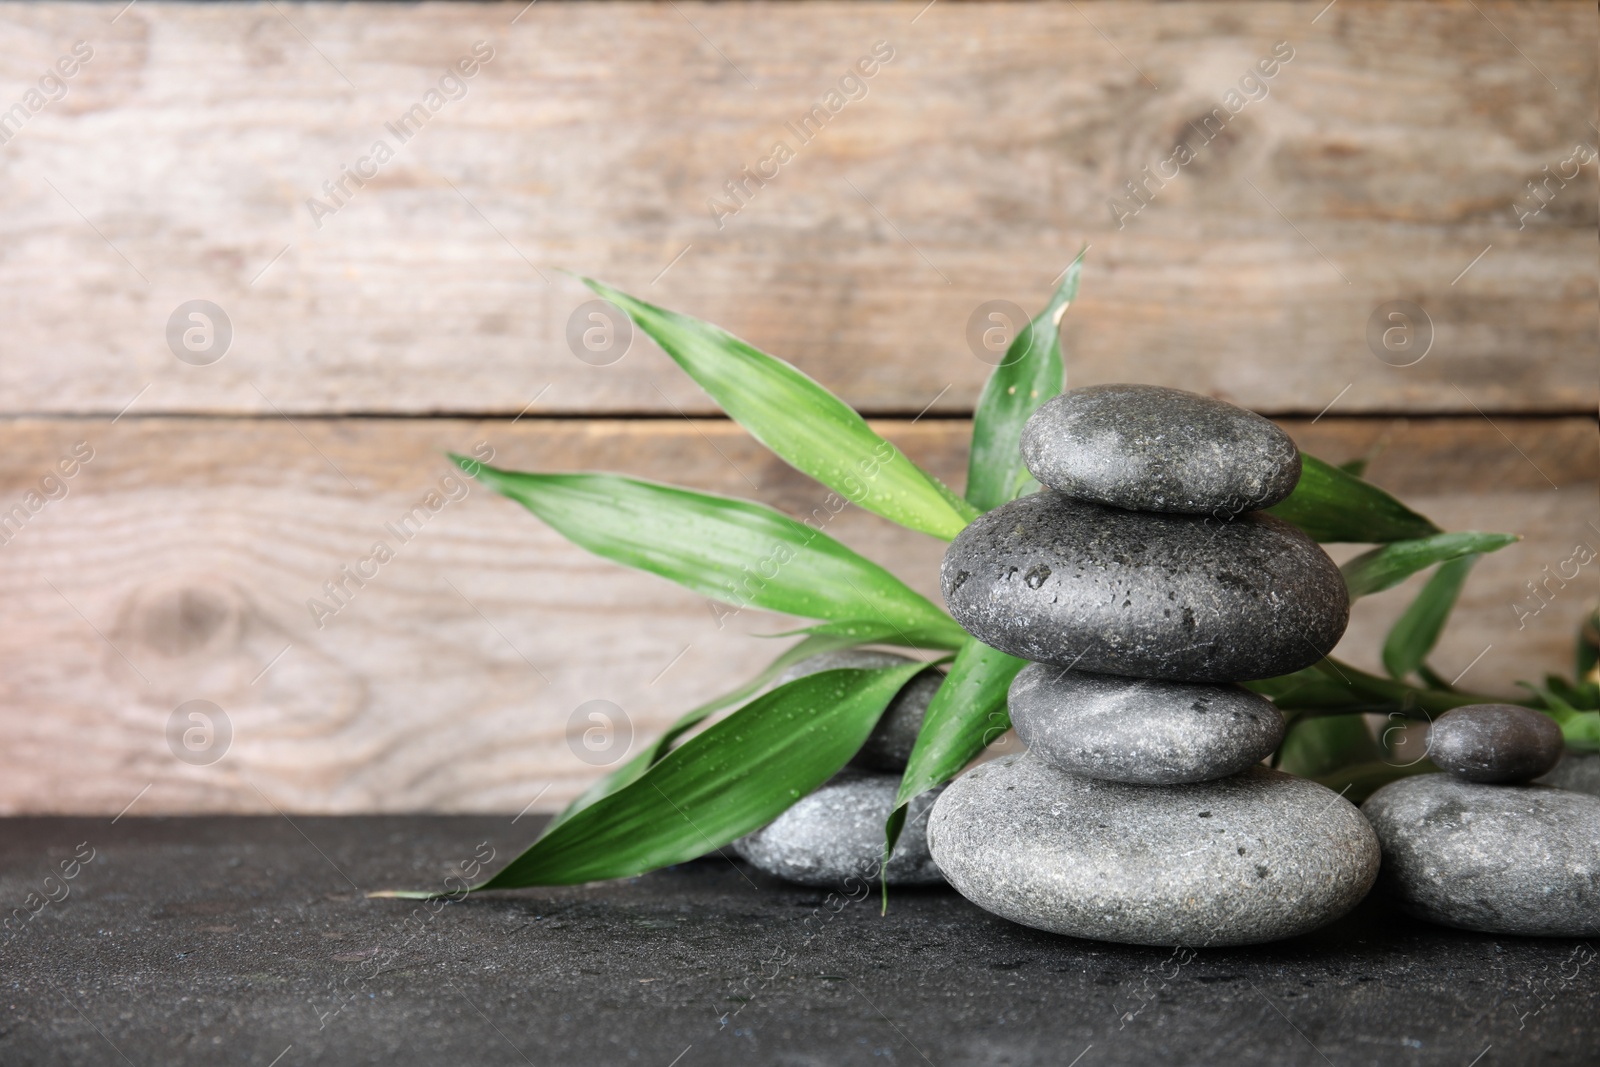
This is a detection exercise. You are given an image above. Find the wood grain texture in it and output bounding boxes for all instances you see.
[0,2,1592,418]
[0,414,1592,814]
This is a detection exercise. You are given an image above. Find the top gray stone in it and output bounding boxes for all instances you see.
[941,491,1349,682]
[1020,384,1301,516]
[777,650,942,772]
[1427,704,1565,784]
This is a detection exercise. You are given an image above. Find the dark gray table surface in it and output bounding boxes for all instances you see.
[1,815,1594,1067]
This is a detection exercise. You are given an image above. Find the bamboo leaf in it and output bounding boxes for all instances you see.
[882,639,1026,903]
[1342,532,1518,600]
[1382,555,1478,681]
[1275,714,1380,778]
[455,461,967,648]
[455,663,933,890]
[581,278,978,539]
[965,249,1086,513]
[764,619,965,651]
[1579,605,1600,684]
[1268,454,1440,543]
[544,632,872,833]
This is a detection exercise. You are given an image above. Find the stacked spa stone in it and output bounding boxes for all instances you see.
[928,384,1380,946]
[732,650,946,887]
[1364,704,1600,936]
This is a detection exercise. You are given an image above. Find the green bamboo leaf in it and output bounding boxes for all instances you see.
[1342,532,1518,600]
[965,248,1087,513]
[1382,554,1478,681]
[1244,665,1366,713]
[581,278,978,540]
[1275,714,1380,778]
[1312,657,1531,715]
[1268,454,1440,543]
[764,619,965,651]
[544,632,872,834]
[455,461,967,648]
[882,639,1026,903]
[1335,456,1370,478]
[1579,605,1599,684]
[449,663,931,891]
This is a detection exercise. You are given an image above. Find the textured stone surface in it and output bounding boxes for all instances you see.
[775,650,942,772]
[1019,384,1301,515]
[1364,775,1600,936]
[1536,751,1600,795]
[927,754,1378,946]
[940,492,1349,682]
[4,815,1598,1067]
[732,771,943,887]
[1008,665,1284,785]
[1428,704,1565,783]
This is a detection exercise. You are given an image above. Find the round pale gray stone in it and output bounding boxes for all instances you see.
[1008,664,1284,784]
[1363,775,1600,936]
[1020,384,1301,516]
[1535,752,1600,796]
[732,771,944,888]
[941,492,1348,682]
[1427,704,1564,784]
[776,650,942,772]
[927,754,1378,946]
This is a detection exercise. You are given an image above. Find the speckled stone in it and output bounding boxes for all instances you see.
[776,650,942,772]
[732,771,944,888]
[1363,775,1600,936]
[1427,704,1565,783]
[1536,752,1600,796]
[940,492,1349,682]
[926,754,1378,946]
[1008,664,1284,784]
[1019,384,1301,516]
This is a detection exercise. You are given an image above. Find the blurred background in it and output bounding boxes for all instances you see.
[0,1,1593,815]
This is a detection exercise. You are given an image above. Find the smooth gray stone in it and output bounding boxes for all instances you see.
[1363,775,1600,936]
[927,754,1378,946]
[1020,384,1301,516]
[1427,704,1564,783]
[776,650,942,771]
[940,492,1348,682]
[1535,752,1600,796]
[1008,664,1284,784]
[732,771,944,888]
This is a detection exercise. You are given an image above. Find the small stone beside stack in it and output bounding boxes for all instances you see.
[731,650,946,887]
[928,384,1379,946]
[1363,704,1600,936]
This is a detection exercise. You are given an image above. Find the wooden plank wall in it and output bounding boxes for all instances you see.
[0,2,1594,813]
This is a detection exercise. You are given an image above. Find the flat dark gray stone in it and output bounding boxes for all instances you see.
[1427,704,1565,783]
[927,755,1379,947]
[1019,384,1301,515]
[1008,665,1285,784]
[776,650,941,772]
[731,770,943,887]
[2,815,1596,1066]
[940,492,1349,682]
[1363,775,1600,937]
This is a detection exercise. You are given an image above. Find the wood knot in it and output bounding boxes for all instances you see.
[124,579,242,658]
